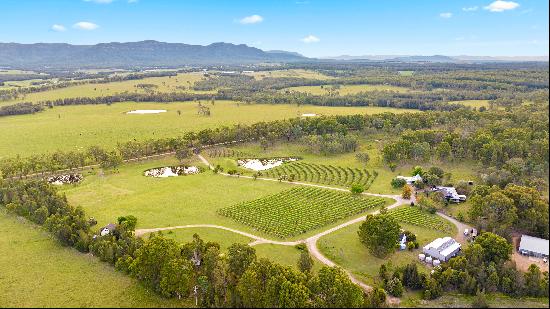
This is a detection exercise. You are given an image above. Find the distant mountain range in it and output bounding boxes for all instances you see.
[0,40,307,69]
[322,54,549,62]
[0,40,547,69]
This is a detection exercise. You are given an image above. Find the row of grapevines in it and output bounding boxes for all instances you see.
[388,207,452,232]
[218,187,386,238]
[263,162,377,189]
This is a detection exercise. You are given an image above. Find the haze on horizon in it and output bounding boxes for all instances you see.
[1,0,548,58]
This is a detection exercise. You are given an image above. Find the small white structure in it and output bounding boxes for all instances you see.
[519,235,549,258]
[126,109,167,114]
[425,256,433,264]
[396,174,423,185]
[433,259,441,267]
[399,234,407,250]
[423,237,461,262]
[418,253,426,261]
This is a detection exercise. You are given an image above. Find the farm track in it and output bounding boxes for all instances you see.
[136,154,413,301]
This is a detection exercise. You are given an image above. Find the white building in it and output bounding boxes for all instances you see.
[423,237,461,262]
[433,186,466,203]
[519,235,549,258]
[396,174,423,185]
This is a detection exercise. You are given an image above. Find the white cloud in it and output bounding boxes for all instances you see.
[73,21,99,30]
[239,15,263,24]
[484,1,520,12]
[462,6,479,12]
[439,12,453,18]
[83,0,114,3]
[51,24,66,32]
[301,35,320,43]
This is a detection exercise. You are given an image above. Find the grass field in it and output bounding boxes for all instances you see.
[244,69,333,80]
[449,100,490,109]
[318,217,456,285]
[283,84,411,95]
[218,187,388,238]
[160,227,252,250]
[0,101,415,158]
[2,72,211,105]
[0,211,185,308]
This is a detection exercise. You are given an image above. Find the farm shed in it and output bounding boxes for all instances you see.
[423,237,461,262]
[519,235,549,258]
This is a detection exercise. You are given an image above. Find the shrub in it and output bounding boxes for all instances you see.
[391,178,407,189]
[350,183,365,194]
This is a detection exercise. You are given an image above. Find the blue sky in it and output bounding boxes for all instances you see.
[1,0,548,57]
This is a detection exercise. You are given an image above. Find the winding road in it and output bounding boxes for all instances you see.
[136,154,413,298]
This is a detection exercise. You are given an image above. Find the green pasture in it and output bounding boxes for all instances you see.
[0,211,184,308]
[0,101,413,158]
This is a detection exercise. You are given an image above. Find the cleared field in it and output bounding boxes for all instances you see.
[244,69,333,80]
[218,187,388,238]
[0,212,183,308]
[318,219,455,285]
[283,84,411,95]
[263,161,377,189]
[2,72,212,105]
[0,101,414,158]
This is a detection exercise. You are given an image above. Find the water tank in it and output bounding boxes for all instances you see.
[426,256,433,264]
[419,254,426,261]
[433,259,441,267]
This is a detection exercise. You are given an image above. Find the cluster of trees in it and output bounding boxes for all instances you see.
[382,106,549,189]
[301,133,359,155]
[468,184,549,239]
[0,178,387,308]
[357,210,401,258]
[0,179,92,251]
[0,102,44,117]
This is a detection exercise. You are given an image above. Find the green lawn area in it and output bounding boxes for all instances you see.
[0,211,185,308]
[283,84,411,95]
[158,227,252,250]
[318,216,456,286]
[0,101,412,158]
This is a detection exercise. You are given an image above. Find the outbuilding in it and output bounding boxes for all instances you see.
[519,235,549,258]
[423,237,461,262]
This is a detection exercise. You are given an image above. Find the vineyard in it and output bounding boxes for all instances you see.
[262,161,377,189]
[205,147,252,158]
[218,187,386,238]
[389,207,453,232]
